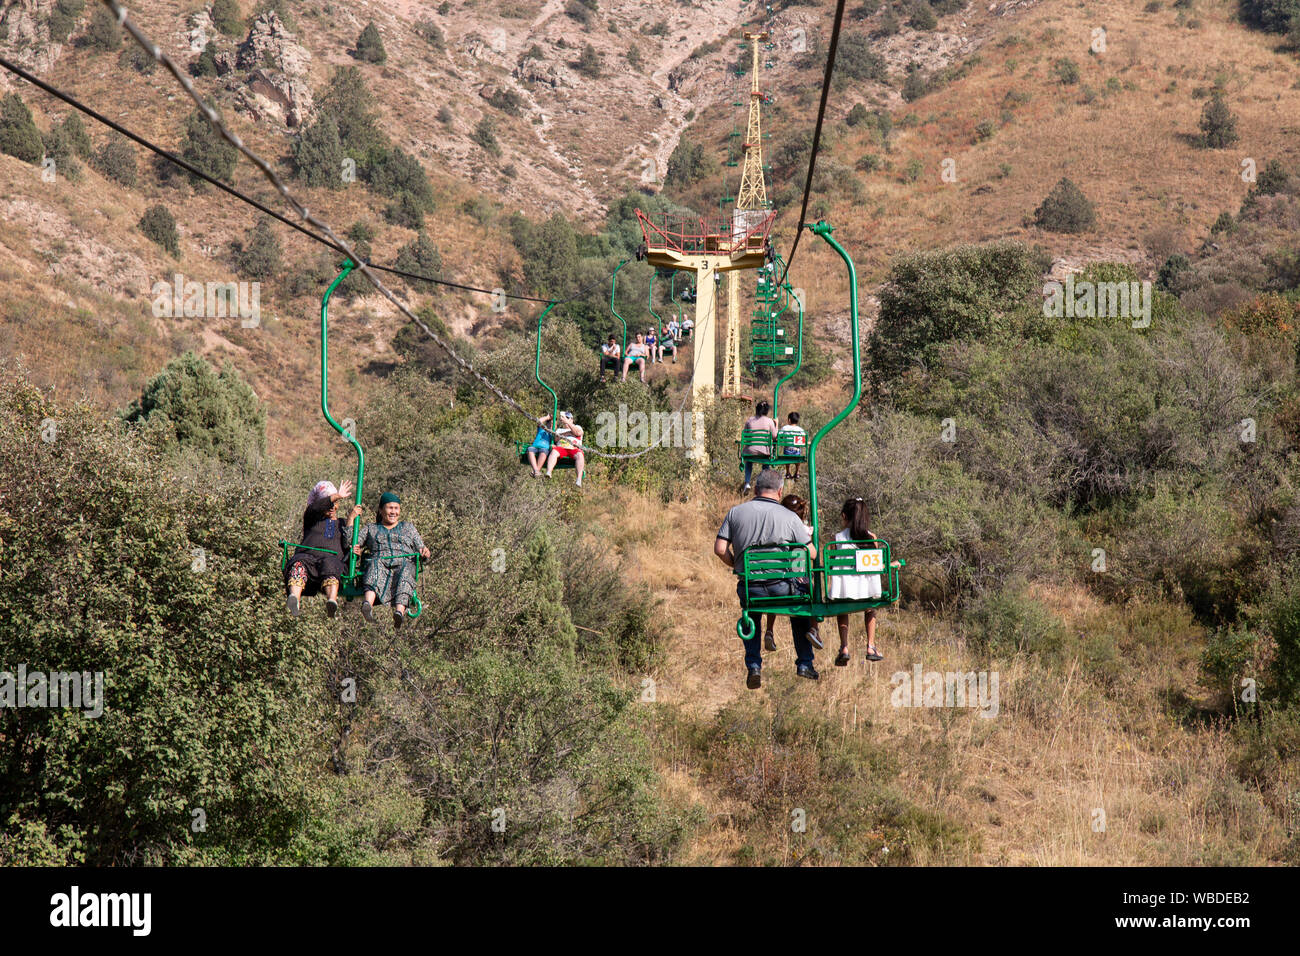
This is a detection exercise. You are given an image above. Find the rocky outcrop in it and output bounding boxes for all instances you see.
[186,9,216,53]
[513,57,562,89]
[0,0,65,77]
[232,11,312,127]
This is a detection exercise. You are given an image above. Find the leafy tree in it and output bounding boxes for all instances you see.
[122,352,266,463]
[472,117,501,156]
[1198,91,1239,148]
[317,67,387,159]
[836,33,887,82]
[92,136,137,187]
[59,113,92,159]
[291,114,346,188]
[234,220,281,279]
[1255,158,1292,196]
[665,138,717,187]
[511,212,579,299]
[179,108,239,184]
[871,240,1051,384]
[353,22,387,63]
[47,0,85,44]
[574,43,602,77]
[138,203,180,256]
[1052,58,1080,85]
[1033,177,1096,233]
[908,0,938,30]
[394,232,443,289]
[1238,0,1300,33]
[0,372,324,865]
[211,0,244,37]
[902,63,928,102]
[191,40,221,77]
[366,147,435,211]
[1157,252,1191,291]
[85,4,120,50]
[0,93,44,164]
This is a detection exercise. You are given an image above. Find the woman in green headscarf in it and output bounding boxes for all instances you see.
[353,492,431,628]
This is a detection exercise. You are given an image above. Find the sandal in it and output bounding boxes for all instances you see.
[835,651,850,667]
[864,647,883,662]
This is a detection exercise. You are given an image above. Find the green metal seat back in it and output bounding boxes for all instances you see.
[822,538,902,602]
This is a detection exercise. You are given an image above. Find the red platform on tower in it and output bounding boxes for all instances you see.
[635,208,775,271]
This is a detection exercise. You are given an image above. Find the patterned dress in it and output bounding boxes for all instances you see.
[358,520,425,607]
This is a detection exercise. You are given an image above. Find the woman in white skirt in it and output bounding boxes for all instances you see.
[831,497,883,665]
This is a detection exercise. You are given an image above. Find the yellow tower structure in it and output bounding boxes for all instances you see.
[722,31,770,400]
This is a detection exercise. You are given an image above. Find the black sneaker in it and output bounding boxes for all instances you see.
[285,594,300,618]
[746,665,762,690]
[392,612,404,630]
[796,663,819,681]
[763,631,777,652]
[325,599,338,619]
[361,602,376,625]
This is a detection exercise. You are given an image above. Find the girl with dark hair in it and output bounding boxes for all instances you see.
[285,479,363,619]
[831,497,883,665]
[354,492,431,629]
[740,400,778,493]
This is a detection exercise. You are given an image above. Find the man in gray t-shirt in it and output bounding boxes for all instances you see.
[714,469,819,688]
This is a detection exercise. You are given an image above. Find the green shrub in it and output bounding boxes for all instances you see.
[191,40,220,77]
[353,22,387,63]
[416,20,445,50]
[85,4,120,50]
[47,0,85,44]
[138,204,180,256]
[118,41,156,74]
[487,88,526,116]
[234,219,281,280]
[974,119,996,142]
[1197,91,1239,148]
[1263,574,1300,706]
[211,0,243,37]
[574,43,602,77]
[908,1,938,30]
[902,64,928,102]
[0,371,322,865]
[393,231,443,289]
[846,103,870,126]
[1052,58,1080,84]
[871,240,1050,383]
[472,117,502,156]
[291,115,346,188]
[836,33,888,82]
[0,93,44,164]
[962,584,1065,657]
[121,352,266,463]
[1238,0,1300,33]
[1033,177,1096,233]
[179,108,239,185]
[93,136,138,187]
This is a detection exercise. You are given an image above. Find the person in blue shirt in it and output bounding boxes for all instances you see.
[525,414,553,477]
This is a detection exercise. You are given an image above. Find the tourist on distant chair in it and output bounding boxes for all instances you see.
[777,411,807,481]
[354,492,431,630]
[622,334,650,383]
[739,400,778,492]
[525,414,552,477]
[599,335,621,382]
[645,326,660,364]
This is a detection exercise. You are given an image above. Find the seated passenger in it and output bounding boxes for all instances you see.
[659,326,678,364]
[681,315,694,338]
[761,493,820,653]
[285,479,363,619]
[622,334,650,383]
[545,411,586,488]
[599,335,621,383]
[525,414,552,477]
[354,492,431,629]
[739,400,778,493]
[777,411,808,481]
[832,497,884,666]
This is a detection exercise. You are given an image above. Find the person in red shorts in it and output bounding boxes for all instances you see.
[544,410,586,487]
